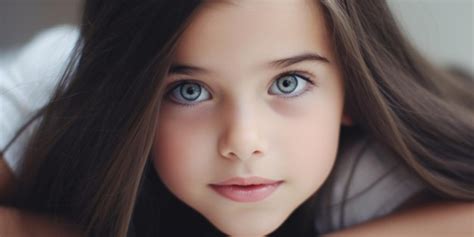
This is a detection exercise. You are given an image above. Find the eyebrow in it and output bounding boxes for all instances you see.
[168,52,330,75]
[268,52,330,68]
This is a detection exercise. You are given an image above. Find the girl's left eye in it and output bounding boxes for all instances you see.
[268,73,314,97]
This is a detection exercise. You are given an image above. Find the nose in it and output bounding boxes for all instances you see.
[217,104,268,162]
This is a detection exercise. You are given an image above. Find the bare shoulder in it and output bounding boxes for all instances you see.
[0,157,81,236]
[0,154,15,200]
[324,201,474,237]
[0,206,83,237]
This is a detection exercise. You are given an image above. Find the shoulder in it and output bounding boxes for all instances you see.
[314,131,427,233]
[0,154,15,200]
[0,206,82,237]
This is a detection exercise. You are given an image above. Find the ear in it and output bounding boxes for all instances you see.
[341,112,353,126]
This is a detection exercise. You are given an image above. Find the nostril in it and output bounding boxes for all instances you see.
[252,150,264,158]
[228,152,238,159]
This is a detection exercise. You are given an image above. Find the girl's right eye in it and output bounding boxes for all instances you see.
[166,81,211,106]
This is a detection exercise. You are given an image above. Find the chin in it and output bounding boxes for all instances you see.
[208,211,289,237]
[218,224,279,237]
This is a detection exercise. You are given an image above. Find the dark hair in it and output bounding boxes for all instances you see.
[5,0,473,236]
[319,0,473,198]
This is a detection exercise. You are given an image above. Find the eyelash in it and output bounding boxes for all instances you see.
[165,70,317,107]
[271,70,316,98]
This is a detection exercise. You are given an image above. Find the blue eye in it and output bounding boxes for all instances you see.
[166,72,315,106]
[268,73,313,97]
[167,81,211,105]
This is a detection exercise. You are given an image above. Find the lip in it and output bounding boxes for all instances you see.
[209,176,284,202]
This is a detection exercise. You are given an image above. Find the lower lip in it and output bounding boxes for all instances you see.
[209,181,283,202]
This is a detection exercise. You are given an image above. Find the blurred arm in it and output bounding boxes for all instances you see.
[0,206,82,237]
[323,201,474,237]
[0,154,15,201]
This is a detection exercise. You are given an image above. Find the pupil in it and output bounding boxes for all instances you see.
[186,87,195,94]
[180,83,201,100]
[277,76,297,93]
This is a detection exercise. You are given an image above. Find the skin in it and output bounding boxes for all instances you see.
[152,0,351,236]
[325,201,474,237]
[0,155,15,201]
[0,206,82,237]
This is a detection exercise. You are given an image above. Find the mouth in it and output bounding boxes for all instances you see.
[209,176,284,202]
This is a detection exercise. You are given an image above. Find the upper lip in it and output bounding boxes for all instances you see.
[211,176,282,186]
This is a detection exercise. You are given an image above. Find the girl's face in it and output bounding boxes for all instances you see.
[153,0,350,236]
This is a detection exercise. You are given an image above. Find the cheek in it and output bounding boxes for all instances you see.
[151,112,215,195]
[281,107,341,192]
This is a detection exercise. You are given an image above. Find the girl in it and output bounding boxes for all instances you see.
[1,0,473,236]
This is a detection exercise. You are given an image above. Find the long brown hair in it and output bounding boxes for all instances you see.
[5,0,473,236]
[319,0,473,199]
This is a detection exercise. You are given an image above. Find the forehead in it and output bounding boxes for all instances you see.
[174,0,333,71]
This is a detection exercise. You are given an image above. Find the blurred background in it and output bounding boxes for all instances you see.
[0,0,472,74]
